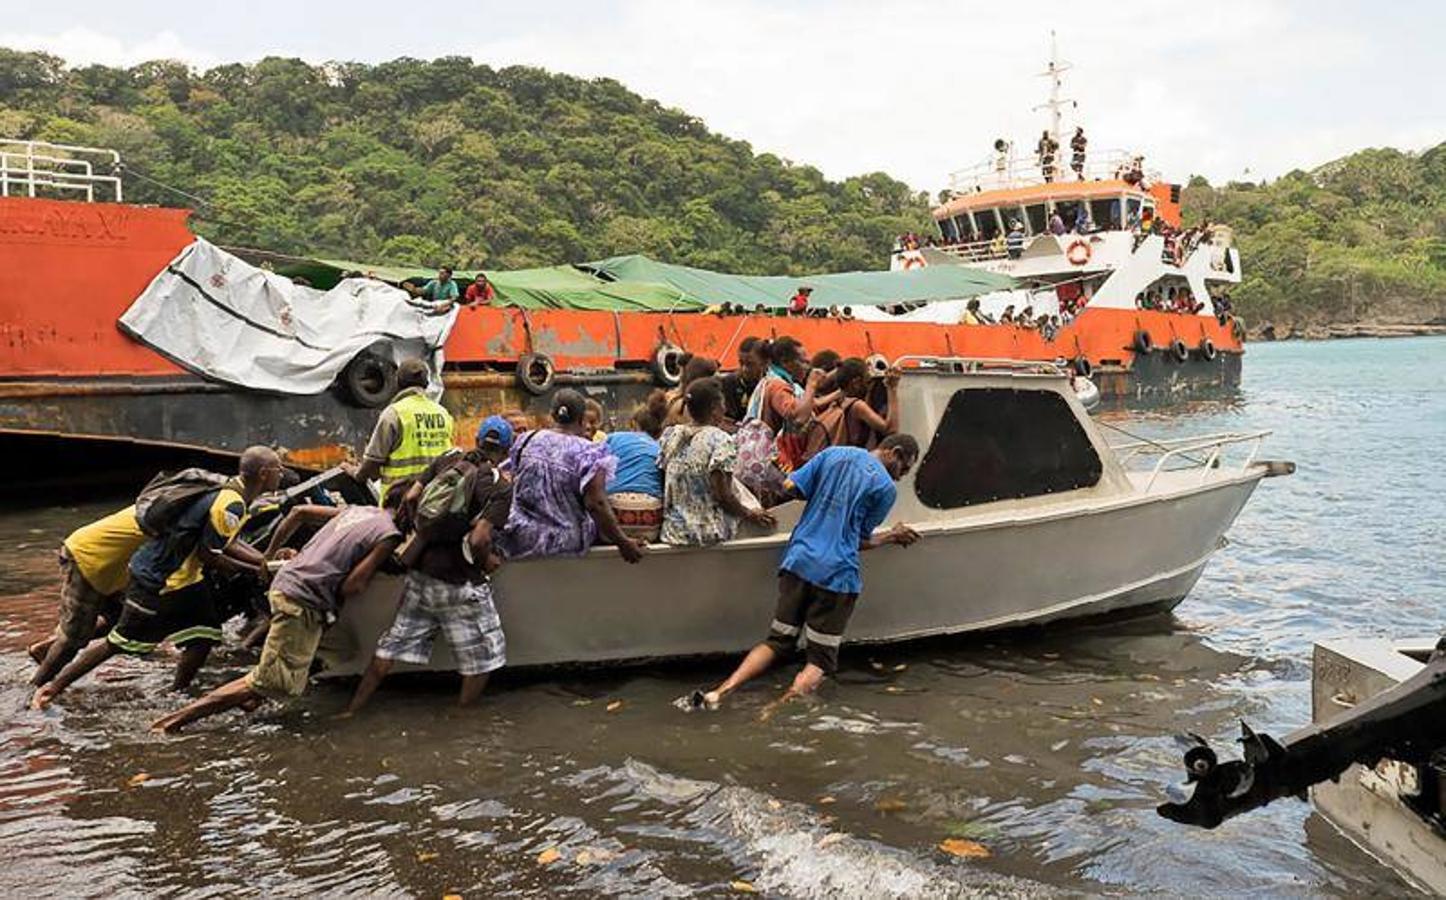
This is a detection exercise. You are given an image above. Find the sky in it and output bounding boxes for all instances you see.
[2,1,1442,195]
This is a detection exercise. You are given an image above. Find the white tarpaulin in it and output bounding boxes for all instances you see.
[119,238,457,395]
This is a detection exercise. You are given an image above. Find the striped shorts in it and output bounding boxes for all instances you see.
[763,571,858,674]
[375,571,506,676]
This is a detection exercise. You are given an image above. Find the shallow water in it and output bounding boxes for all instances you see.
[1,336,1443,897]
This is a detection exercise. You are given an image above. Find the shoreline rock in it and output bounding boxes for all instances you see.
[1250,322,1446,342]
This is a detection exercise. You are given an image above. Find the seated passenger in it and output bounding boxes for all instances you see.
[497,390,643,563]
[960,298,983,325]
[665,355,720,425]
[605,391,668,544]
[583,398,607,441]
[463,273,495,305]
[659,378,775,547]
[1017,305,1036,329]
[805,358,900,457]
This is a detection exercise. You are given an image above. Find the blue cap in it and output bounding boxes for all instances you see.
[476,414,514,451]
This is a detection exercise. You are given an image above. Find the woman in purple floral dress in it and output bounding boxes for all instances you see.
[497,389,645,563]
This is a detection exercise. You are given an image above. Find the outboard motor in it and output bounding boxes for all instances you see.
[1158,634,1446,829]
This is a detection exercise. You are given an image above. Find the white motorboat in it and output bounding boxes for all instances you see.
[317,357,1290,674]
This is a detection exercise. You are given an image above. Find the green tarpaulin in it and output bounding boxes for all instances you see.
[585,254,1014,309]
[230,246,1011,313]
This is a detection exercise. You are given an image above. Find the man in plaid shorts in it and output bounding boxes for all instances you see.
[345,415,515,713]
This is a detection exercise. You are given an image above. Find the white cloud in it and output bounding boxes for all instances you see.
[0,27,217,69]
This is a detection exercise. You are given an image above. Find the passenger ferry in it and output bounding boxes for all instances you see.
[886,36,1244,397]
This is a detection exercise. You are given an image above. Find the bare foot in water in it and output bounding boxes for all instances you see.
[31,686,56,710]
[149,714,184,735]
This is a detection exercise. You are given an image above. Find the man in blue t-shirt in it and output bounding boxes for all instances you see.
[696,434,921,710]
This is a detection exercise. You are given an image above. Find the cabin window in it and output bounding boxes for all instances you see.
[913,388,1103,509]
[939,217,958,241]
[1089,199,1115,230]
[953,215,973,241]
[1024,203,1047,235]
[1125,197,1142,227]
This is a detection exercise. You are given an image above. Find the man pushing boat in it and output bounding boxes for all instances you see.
[692,433,921,712]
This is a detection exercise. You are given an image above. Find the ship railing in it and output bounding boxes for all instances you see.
[0,139,124,203]
[946,148,1161,196]
[892,355,1067,376]
[1110,431,1270,492]
[931,238,1008,262]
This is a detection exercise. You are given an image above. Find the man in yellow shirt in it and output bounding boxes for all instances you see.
[33,447,282,709]
[29,506,147,687]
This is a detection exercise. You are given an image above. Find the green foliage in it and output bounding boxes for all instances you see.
[0,51,934,273]
[1182,144,1446,326]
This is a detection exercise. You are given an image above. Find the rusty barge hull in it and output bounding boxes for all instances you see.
[1,196,1242,468]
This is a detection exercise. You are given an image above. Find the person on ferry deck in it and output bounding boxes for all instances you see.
[498,389,644,563]
[960,298,983,325]
[463,272,495,305]
[605,392,668,543]
[1036,130,1058,182]
[788,286,813,316]
[999,304,1016,324]
[352,358,455,503]
[1048,211,1067,236]
[582,398,607,442]
[719,337,767,424]
[33,448,282,710]
[659,378,776,547]
[150,492,406,734]
[409,266,460,304]
[345,415,516,714]
[694,435,921,710]
[29,505,148,687]
[1070,127,1087,179]
[1006,221,1026,259]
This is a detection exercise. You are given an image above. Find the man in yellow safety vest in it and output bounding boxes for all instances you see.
[353,358,455,500]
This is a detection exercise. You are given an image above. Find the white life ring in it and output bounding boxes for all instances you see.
[900,250,927,270]
[1066,240,1091,266]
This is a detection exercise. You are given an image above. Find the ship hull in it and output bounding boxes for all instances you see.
[314,470,1262,674]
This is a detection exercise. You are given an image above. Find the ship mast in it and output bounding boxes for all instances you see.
[1033,31,1073,150]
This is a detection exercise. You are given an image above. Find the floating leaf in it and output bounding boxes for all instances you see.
[939,837,992,859]
[883,685,904,694]
[416,851,440,863]
[572,699,592,707]
[766,798,782,811]
[817,795,836,805]
[575,848,617,866]
[869,660,885,671]
[817,832,847,848]
[606,700,624,713]
[730,880,759,893]
[1090,697,1104,706]
[442,894,463,900]
[537,847,562,865]
[893,663,907,672]
[127,773,150,787]
[873,797,907,813]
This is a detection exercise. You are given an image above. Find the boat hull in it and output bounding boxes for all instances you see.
[315,469,1263,675]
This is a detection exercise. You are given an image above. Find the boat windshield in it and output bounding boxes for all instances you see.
[914,388,1102,508]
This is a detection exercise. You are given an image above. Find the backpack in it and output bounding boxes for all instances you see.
[414,449,476,534]
[800,398,860,464]
[135,468,230,537]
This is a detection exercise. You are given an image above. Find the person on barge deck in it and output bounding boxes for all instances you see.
[351,359,454,503]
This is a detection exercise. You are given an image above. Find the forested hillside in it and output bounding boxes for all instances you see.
[0,50,933,273]
[1,49,1442,331]
[1181,145,1446,332]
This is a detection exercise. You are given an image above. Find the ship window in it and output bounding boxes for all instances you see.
[939,217,958,241]
[1025,204,1047,235]
[975,211,1000,240]
[1125,197,1142,226]
[913,387,1103,509]
[953,215,973,241]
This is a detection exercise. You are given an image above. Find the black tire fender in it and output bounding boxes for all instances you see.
[1198,338,1218,361]
[651,343,685,387]
[1133,330,1154,354]
[517,352,555,395]
[1072,355,1092,378]
[340,351,399,408]
[1171,338,1190,362]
